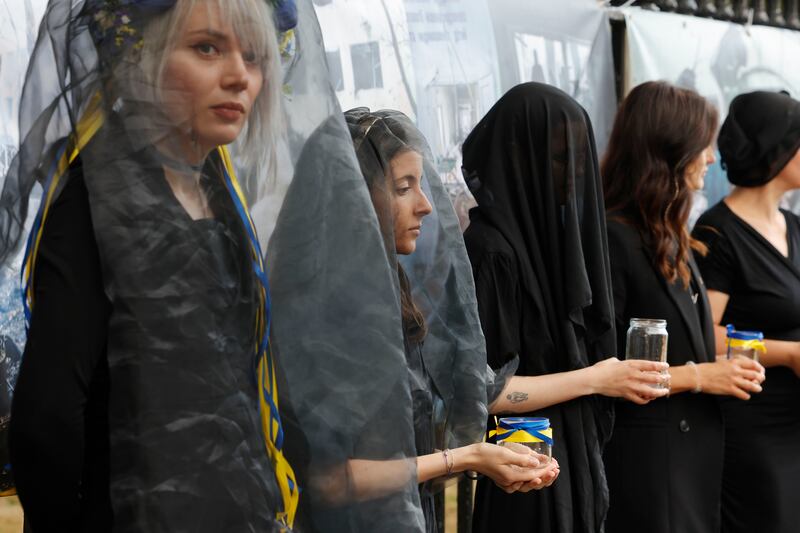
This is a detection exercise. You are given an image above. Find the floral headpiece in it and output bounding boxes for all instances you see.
[86,0,298,68]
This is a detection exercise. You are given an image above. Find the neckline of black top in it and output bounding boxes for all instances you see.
[719,199,796,263]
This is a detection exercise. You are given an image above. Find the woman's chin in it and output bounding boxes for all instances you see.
[396,241,415,255]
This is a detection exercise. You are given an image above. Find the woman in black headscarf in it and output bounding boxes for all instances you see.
[693,90,800,533]
[463,82,668,533]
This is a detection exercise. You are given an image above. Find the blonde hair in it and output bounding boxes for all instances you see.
[112,0,282,187]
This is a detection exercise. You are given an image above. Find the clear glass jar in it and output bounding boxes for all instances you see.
[625,318,668,388]
[496,417,552,461]
[726,324,765,363]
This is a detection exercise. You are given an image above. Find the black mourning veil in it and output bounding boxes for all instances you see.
[342,108,517,506]
[463,82,616,533]
[0,0,423,531]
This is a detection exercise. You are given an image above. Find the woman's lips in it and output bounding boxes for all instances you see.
[211,103,245,121]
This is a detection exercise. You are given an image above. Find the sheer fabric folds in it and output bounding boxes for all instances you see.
[2,0,422,531]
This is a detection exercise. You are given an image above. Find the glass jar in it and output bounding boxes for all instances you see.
[495,417,552,461]
[726,324,766,363]
[625,318,668,388]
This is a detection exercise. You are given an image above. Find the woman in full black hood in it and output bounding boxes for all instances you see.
[463,82,666,533]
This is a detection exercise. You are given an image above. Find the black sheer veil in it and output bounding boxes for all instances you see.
[0,0,424,530]
[463,82,616,531]
[341,109,517,484]
[259,6,425,533]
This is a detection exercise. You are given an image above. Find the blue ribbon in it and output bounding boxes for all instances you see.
[218,160,286,451]
[496,417,554,446]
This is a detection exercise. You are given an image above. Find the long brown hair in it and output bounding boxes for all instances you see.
[345,110,428,344]
[602,81,718,287]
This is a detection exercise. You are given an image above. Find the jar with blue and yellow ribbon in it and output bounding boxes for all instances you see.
[726,324,766,363]
[492,417,553,461]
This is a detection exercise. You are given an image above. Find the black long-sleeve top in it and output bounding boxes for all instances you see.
[10,158,113,532]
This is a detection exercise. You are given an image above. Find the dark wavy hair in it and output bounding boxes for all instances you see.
[346,110,428,343]
[602,81,718,287]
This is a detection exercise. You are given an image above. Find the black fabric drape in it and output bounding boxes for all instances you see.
[463,82,616,533]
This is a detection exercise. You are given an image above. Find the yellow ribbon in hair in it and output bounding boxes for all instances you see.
[22,92,104,314]
[218,146,300,528]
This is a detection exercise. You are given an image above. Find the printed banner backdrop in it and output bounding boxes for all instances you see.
[1,0,616,342]
[314,0,617,227]
[0,0,48,348]
[622,7,800,220]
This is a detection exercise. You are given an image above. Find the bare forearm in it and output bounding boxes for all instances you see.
[490,369,595,414]
[416,445,477,483]
[760,339,799,368]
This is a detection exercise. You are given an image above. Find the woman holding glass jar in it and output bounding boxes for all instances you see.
[692,90,800,533]
[463,83,670,533]
[601,81,764,533]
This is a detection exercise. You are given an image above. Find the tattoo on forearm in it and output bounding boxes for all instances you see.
[506,391,528,404]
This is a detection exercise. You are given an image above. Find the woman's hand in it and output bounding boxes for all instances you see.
[490,443,560,493]
[459,442,551,491]
[698,356,765,400]
[589,357,670,404]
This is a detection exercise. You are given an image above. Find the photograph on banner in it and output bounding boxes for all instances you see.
[315,0,616,229]
[0,0,48,351]
[624,8,800,220]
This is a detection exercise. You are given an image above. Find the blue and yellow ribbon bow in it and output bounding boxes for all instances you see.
[490,417,553,446]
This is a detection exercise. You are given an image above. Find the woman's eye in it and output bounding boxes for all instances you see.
[396,186,411,195]
[242,51,259,64]
[193,43,219,56]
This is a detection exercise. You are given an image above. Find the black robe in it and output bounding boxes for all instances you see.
[463,82,616,533]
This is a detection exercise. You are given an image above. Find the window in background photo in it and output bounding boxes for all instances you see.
[351,41,383,91]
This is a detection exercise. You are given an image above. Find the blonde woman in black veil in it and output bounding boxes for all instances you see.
[3,1,312,531]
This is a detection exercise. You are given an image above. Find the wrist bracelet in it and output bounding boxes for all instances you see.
[686,361,702,393]
[441,449,455,476]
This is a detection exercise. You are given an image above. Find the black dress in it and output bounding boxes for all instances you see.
[10,161,113,532]
[603,218,723,533]
[465,212,614,533]
[406,339,445,533]
[693,201,800,533]
[462,83,616,533]
[10,139,283,531]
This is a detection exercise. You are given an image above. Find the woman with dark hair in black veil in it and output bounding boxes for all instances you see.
[340,107,566,533]
[463,82,668,533]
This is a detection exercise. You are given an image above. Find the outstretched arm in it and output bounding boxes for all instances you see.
[490,357,669,414]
